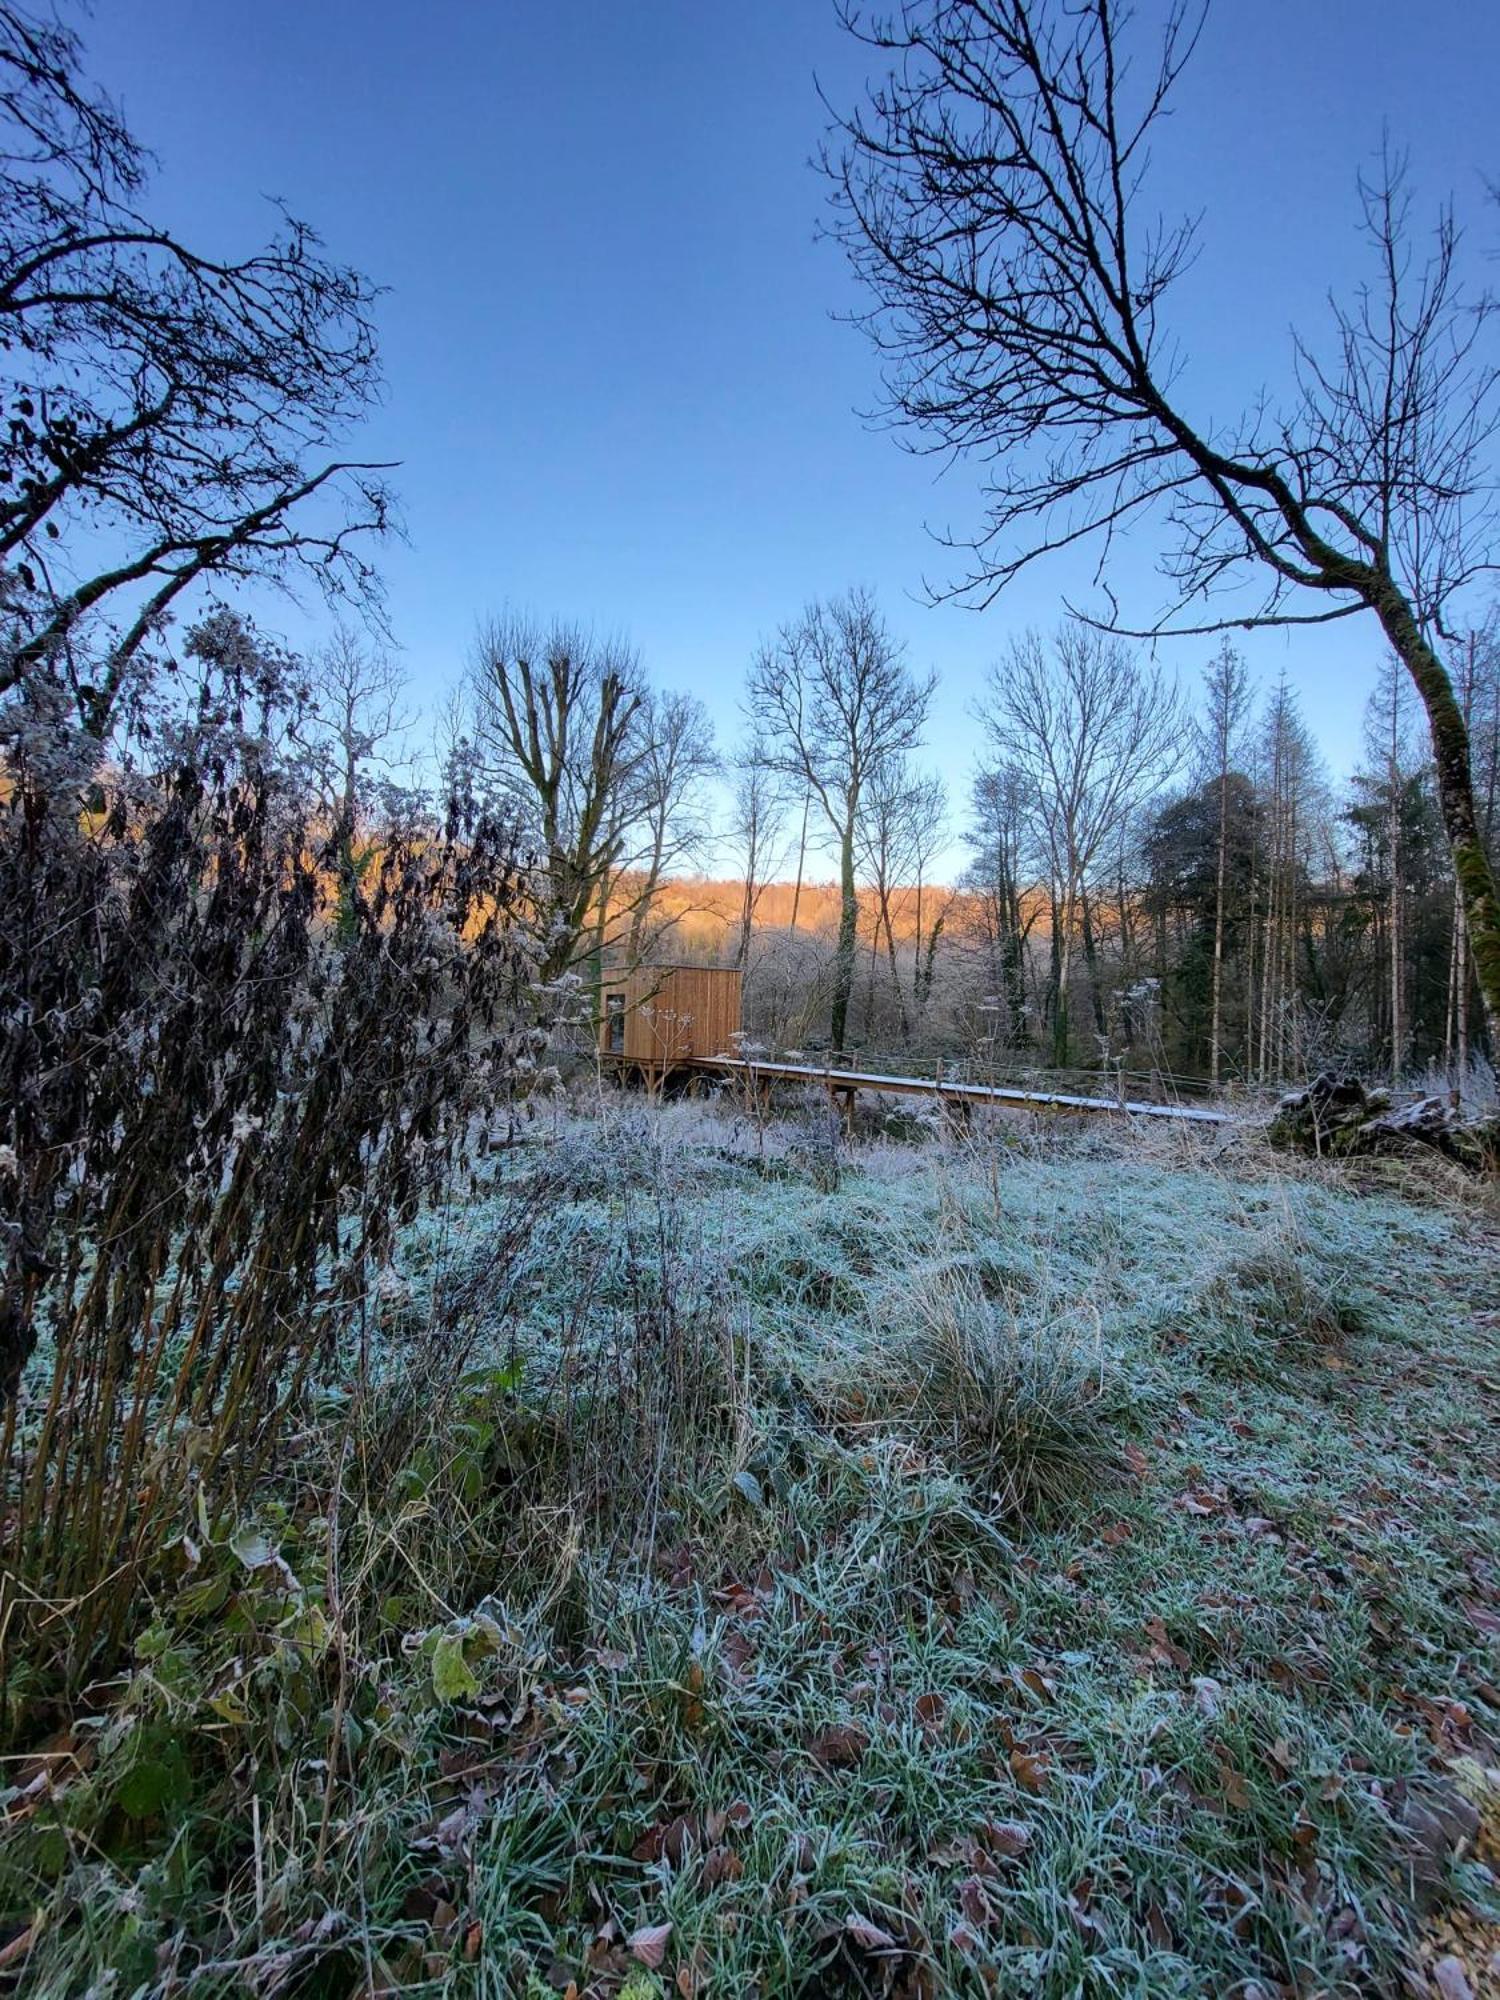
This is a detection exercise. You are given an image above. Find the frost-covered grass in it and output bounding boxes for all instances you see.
[4,1092,1499,1997]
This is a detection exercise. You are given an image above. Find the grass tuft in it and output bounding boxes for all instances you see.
[868,1267,1140,1517]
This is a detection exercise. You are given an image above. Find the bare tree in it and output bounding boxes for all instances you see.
[1250,679,1327,1084]
[747,587,934,1049]
[856,756,948,1040]
[978,625,1182,1065]
[0,3,391,737]
[299,628,411,820]
[1200,639,1252,1088]
[466,616,647,987]
[293,627,413,937]
[728,745,789,969]
[828,0,1500,1048]
[966,761,1037,1045]
[857,753,917,1040]
[1362,655,1421,1084]
[623,689,718,964]
[906,771,951,1013]
[1449,623,1500,1095]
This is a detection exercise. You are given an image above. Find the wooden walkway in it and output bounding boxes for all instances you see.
[691,1055,1228,1126]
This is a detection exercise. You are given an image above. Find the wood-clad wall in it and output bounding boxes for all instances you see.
[598,965,743,1067]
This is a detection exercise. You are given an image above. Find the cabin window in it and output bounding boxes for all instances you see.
[605,993,625,1053]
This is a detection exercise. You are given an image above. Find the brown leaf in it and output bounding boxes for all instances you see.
[633,1814,699,1866]
[1142,1617,1191,1670]
[1265,1736,1296,1776]
[958,1875,994,1930]
[0,1926,36,1974]
[914,1691,947,1738]
[1217,1762,1251,1811]
[809,1722,869,1770]
[721,1627,755,1675]
[843,1912,898,1952]
[700,1845,743,1888]
[629,1922,673,1970]
[1122,1442,1150,1477]
[978,1817,1033,1858]
[1009,1748,1050,1793]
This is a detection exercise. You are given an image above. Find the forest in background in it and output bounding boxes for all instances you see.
[493,614,1500,1095]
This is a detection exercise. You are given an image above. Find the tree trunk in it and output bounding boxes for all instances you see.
[735,871,755,970]
[1053,901,1074,1069]
[830,822,858,1051]
[1210,760,1229,1088]
[1378,596,1500,1053]
[881,893,910,1040]
[1080,890,1107,1040]
[1457,897,1470,1102]
[789,786,811,934]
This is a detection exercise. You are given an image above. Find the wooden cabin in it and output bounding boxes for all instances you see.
[597,963,742,1075]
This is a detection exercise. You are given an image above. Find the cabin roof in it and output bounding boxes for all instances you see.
[600,962,741,979]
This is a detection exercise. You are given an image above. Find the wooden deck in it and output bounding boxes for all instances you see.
[691,1054,1228,1126]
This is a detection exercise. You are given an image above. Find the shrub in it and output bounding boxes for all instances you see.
[0,622,545,1721]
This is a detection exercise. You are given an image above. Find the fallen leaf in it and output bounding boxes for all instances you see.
[1218,1761,1251,1811]
[0,1925,37,1973]
[958,1875,995,1930]
[629,1922,673,1969]
[1009,1747,1050,1793]
[843,1913,898,1952]
[979,1818,1033,1858]
[1143,1618,1191,1670]
[809,1723,869,1770]
[914,1691,947,1738]
[700,1844,743,1888]
[1143,1901,1173,1950]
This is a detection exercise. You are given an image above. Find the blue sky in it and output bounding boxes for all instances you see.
[85,1,1500,874]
